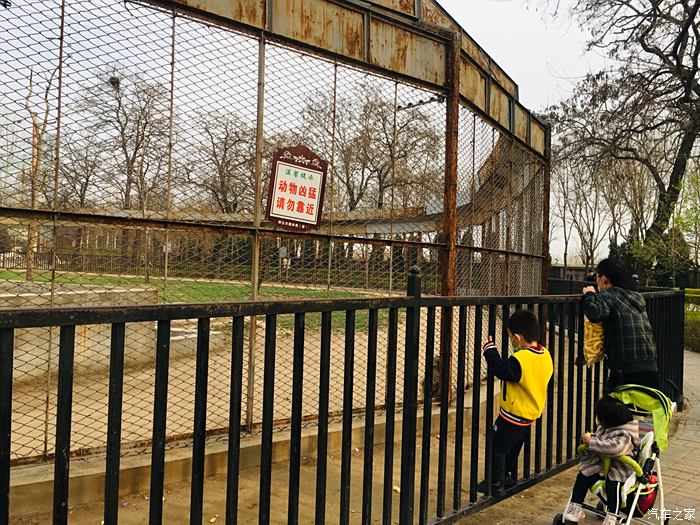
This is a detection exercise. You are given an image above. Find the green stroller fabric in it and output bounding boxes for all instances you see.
[609,385,673,452]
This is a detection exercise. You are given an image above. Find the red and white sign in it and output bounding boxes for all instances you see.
[265,146,328,231]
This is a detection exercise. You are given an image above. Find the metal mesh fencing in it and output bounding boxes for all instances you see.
[1,0,547,462]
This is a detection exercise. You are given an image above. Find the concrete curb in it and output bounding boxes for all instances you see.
[11,388,489,516]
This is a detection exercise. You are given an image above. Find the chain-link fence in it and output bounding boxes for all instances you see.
[1,0,548,463]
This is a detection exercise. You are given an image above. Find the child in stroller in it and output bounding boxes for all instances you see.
[555,385,673,525]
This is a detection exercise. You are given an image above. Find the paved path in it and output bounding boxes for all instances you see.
[459,350,700,524]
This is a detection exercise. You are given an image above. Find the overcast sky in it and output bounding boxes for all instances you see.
[439,0,608,112]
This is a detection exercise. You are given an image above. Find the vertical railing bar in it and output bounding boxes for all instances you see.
[258,314,276,525]
[534,303,545,475]
[190,318,210,525]
[149,320,171,525]
[436,306,452,517]
[662,297,667,395]
[288,313,306,525]
[361,309,378,525]
[382,308,399,525]
[340,309,356,525]
[104,322,126,525]
[521,304,535,480]
[468,306,483,503]
[575,304,584,454]
[585,363,593,435]
[522,428,531,480]
[225,316,245,525]
[419,306,436,525]
[500,303,510,359]
[659,297,666,396]
[315,311,332,525]
[602,353,609,395]
[566,302,575,460]
[0,328,13,525]
[53,325,76,525]
[594,361,601,421]
[484,304,498,495]
[398,268,421,525]
[500,304,513,480]
[677,293,685,404]
[556,303,565,465]
[546,304,555,469]
[452,306,467,509]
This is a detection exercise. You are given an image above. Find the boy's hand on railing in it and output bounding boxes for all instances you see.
[582,432,591,444]
[582,286,596,295]
[482,335,497,355]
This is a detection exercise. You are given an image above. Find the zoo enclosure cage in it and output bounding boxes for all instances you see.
[0,0,550,463]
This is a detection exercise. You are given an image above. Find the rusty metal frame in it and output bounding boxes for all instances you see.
[136,0,548,160]
[0,207,546,260]
[441,31,460,297]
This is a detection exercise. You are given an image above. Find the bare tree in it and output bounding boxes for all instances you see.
[549,0,700,254]
[301,89,372,213]
[570,163,612,268]
[551,158,577,271]
[182,113,256,215]
[551,154,612,269]
[59,130,103,210]
[178,113,257,274]
[23,68,56,281]
[83,69,169,212]
[82,69,169,276]
[301,82,442,214]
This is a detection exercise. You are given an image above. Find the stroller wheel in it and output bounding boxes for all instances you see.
[552,513,564,525]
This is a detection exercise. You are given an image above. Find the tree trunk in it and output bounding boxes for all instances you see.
[645,126,699,246]
[25,222,37,281]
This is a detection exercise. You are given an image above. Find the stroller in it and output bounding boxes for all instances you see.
[554,385,674,525]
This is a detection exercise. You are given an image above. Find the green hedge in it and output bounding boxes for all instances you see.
[687,311,700,353]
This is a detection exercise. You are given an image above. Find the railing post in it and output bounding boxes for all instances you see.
[399,266,421,525]
[0,329,14,525]
[676,291,685,407]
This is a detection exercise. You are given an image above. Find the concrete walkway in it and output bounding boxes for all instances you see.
[459,350,700,524]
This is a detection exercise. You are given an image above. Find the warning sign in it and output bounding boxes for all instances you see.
[265,146,328,231]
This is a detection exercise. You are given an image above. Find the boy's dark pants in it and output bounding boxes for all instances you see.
[492,415,530,482]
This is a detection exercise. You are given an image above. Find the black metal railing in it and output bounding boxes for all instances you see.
[547,277,669,295]
[0,269,685,524]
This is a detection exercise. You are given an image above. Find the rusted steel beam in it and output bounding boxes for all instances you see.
[441,31,460,406]
[441,32,460,297]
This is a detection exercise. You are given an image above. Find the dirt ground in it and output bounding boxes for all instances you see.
[10,442,582,525]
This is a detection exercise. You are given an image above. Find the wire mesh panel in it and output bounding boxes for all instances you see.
[0,0,548,464]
